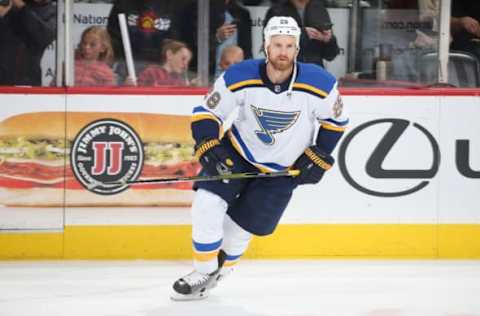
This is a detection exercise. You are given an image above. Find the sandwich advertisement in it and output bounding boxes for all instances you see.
[0,111,199,207]
[0,93,200,210]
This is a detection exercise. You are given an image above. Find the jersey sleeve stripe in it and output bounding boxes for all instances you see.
[191,113,221,124]
[322,117,349,126]
[321,123,346,132]
[193,105,221,118]
[228,79,264,92]
[192,106,223,125]
[292,83,328,98]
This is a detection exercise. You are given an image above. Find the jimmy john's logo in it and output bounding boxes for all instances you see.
[71,119,144,195]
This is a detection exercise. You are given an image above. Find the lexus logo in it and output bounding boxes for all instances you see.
[338,119,440,197]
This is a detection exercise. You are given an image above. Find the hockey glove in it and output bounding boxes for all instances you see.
[292,146,334,185]
[195,138,234,176]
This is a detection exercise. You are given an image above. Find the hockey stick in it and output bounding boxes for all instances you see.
[107,169,300,186]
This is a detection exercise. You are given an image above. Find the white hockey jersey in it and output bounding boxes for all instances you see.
[192,59,349,172]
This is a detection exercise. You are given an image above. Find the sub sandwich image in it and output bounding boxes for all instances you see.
[0,111,199,207]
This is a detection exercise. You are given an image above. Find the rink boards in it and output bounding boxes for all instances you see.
[0,89,479,259]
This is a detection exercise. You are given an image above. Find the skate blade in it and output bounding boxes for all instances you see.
[170,290,209,301]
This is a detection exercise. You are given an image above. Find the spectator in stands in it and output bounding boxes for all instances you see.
[408,0,440,50]
[264,0,340,67]
[0,0,56,86]
[179,0,252,79]
[215,45,244,78]
[418,0,439,28]
[136,39,192,86]
[107,0,182,82]
[74,26,116,87]
[450,0,480,61]
[214,1,252,76]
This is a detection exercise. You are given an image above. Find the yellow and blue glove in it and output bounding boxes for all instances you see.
[195,138,234,176]
[292,146,334,185]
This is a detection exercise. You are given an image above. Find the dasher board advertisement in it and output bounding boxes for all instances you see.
[0,93,478,226]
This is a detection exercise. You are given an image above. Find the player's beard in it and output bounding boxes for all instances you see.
[269,55,294,72]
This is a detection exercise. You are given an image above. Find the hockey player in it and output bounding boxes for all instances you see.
[171,16,349,301]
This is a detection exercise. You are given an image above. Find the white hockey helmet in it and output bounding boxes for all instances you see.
[263,16,301,52]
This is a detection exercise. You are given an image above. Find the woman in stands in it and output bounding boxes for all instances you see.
[75,26,116,86]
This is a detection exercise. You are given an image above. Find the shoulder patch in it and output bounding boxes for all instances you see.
[206,91,221,109]
[332,95,344,118]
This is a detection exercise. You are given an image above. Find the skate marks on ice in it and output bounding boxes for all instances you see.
[144,302,268,316]
[0,260,479,316]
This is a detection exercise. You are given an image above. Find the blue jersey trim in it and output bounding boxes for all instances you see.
[231,125,287,171]
[296,62,337,94]
[192,105,205,113]
[324,117,349,126]
[192,105,224,124]
[223,59,263,88]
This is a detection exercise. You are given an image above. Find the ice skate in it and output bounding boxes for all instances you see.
[171,250,231,301]
[205,249,233,290]
[207,266,233,290]
[170,270,219,301]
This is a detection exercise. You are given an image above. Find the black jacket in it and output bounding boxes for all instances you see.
[451,0,480,52]
[213,0,252,60]
[179,0,252,75]
[107,0,181,66]
[0,1,56,86]
[264,0,340,67]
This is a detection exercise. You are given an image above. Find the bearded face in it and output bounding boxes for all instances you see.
[266,35,298,71]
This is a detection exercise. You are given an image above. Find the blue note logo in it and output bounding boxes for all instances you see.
[251,105,300,145]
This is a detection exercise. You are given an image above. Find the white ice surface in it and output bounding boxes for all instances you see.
[0,260,479,316]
